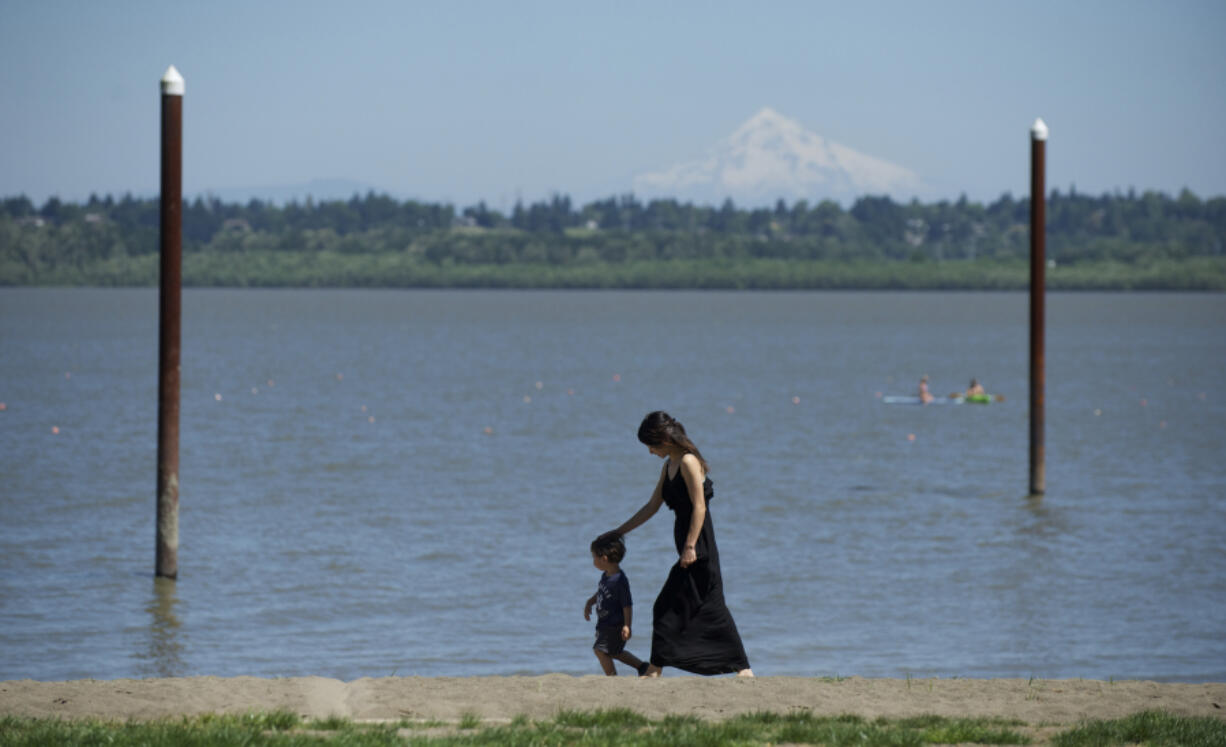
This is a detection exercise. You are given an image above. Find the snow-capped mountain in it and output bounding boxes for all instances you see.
[633,107,925,206]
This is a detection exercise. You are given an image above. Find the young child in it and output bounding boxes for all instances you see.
[583,532,649,676]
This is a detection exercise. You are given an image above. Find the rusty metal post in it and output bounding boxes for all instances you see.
[1029,118,1047,496]
[156,66,184,579]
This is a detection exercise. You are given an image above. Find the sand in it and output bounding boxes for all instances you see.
[2,675,1224,726]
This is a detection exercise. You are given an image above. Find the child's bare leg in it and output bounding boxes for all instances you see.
[614,650,643,671]
[593,650,618,676]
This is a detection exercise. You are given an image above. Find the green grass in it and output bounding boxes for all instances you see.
[553,707,650,729]
[0,710,307,747]
[8,253,1226,291]
[1052,710,1226,747]
[1,708,1222,745]
[307,714,353,731]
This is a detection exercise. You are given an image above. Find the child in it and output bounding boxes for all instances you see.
[583,532,649,676]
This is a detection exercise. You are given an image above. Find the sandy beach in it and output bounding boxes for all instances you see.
[2,675,1223,726]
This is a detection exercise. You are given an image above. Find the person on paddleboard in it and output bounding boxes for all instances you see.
[919,375,935,404]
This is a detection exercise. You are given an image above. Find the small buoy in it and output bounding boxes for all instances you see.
[523,395,532,403]
[0,402,6,411]
[483,426,493,435]
[214,393,223,401]
[612,374,621,382]
[1093,408,1102,416]
[725,406,735,414]
[906,433,916,442]
[535,381,543,390]
[792,396,801,405]
[52,426,60,434]
[336,373,344,381]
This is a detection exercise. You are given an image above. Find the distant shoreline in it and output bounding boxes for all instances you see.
[3,675,1223,724]
[4,256,1224,291]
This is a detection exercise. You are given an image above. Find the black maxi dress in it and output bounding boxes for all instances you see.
[650,469,750,674]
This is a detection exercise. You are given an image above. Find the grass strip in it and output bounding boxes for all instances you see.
[1,707,1222,745]
[10,254,1226,291]
[1052,710,1226,747]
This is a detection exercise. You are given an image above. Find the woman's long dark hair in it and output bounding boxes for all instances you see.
[637,411,709,474]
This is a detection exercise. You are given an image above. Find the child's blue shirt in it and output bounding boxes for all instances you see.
[594,571,632,629]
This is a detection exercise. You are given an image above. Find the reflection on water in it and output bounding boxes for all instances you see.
[142,577,184,678]
[1022,493,1048,529]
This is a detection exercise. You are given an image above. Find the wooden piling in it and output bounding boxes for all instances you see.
[1029,118,1047,496]
[156,66,184,579]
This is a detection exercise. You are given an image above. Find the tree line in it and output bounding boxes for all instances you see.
[2,188,1223,289]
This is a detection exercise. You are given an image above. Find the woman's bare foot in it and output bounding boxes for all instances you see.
[736,668,754,677]
[640,665,663,678]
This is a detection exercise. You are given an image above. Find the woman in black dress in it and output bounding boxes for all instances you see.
[613,411,753,677]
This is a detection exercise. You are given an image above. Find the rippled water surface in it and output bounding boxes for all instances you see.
[1,288,1223,681]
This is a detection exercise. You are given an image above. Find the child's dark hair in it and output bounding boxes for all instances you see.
[590,531,626,563]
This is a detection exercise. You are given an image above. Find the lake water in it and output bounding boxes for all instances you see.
[1,288,1223,683]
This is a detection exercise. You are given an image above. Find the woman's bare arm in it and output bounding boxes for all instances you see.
[679,454,706,567]
[615,464,666,535]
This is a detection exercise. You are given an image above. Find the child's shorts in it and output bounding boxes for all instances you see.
[593,626,625,655]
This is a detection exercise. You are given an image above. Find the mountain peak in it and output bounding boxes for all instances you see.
[745,106,790,125]
[634,108,924,206]
[738,106,797,130]
[727,107,806,145]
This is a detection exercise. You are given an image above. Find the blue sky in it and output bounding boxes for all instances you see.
[2,0,1223,208]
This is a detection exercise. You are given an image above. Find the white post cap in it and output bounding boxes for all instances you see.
[1031,117,1048,141]
[161,65,185,96]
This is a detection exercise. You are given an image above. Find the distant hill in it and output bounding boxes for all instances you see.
[3,186,1223,290]
[634,107,927,206]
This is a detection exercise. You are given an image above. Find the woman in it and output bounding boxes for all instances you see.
[612,411,753,677]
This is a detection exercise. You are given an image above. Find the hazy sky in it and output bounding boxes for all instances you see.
[2,0,1223,208]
